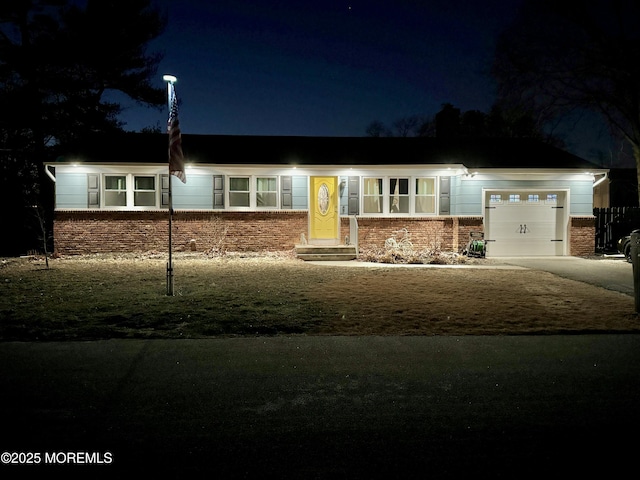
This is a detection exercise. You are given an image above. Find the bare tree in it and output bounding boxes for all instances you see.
[366,116,431,137]
[492,0,640,201]
[365,120,391,137]
[365,106,549,140]
[392,115,425,137]
[32,204,51,269]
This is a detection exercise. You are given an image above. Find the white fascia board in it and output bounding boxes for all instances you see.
[204,163,465,177]
[51,162,588,178]
[47,163,168,175]
[462,168,608,181]
[471,167,608,175]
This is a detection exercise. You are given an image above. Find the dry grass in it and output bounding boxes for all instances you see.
[1,252,638,341]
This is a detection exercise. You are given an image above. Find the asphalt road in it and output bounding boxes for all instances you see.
[2,334,640,479]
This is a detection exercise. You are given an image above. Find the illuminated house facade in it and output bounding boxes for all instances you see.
[44,133,607,257]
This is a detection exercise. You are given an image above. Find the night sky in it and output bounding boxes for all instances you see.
[115,0,617,164]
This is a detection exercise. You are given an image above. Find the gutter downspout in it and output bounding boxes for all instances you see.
[593,172,608,188]
[44,164,56,183]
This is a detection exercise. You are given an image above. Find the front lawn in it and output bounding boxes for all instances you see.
[1,253,637,340]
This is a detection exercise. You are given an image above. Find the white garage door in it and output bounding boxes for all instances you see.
[484,191,566,257]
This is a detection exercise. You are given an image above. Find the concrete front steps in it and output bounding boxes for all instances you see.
[295,244,357,261]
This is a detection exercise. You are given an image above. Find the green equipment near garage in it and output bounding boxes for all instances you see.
[464,231,486,258]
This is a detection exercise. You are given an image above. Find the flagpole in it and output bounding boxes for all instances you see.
[167,164,174,296]
[163,74,186,296]
[164,75,177,296]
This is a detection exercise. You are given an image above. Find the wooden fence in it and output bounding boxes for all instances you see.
[594,207,640,253]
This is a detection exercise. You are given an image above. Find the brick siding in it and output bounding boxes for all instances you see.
[53,211,308,255]
[349,216,483,253]
[54,212,592,256]
[54,211,485,255]
[570,216,596,256]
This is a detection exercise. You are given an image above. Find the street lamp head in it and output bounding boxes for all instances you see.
[163,74,177,83]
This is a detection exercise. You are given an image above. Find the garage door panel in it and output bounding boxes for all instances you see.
[493,220,557,237]
[487,238,563,256]
[485,192,566,257]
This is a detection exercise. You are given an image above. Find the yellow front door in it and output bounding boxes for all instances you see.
[309,176,339,244]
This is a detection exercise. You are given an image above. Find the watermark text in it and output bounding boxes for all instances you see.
[1,451,112,465]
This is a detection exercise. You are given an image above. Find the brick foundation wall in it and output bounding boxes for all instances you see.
[54,211,485,255]
[53,211,309,255]
[570,216,595,256]
[345,216,484,253]
[455,217,486,252]
[55,212,594,256]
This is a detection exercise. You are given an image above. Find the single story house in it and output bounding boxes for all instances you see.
[44,133,608,258]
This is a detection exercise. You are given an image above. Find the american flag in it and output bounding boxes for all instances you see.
[168,87,186,183]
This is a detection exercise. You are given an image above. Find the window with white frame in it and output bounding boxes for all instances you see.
[103,174,159,208]
[134,176,156,206]
[389,178,409,213]
[362,176,440,215]
[104,175,127,206]
[415,178,436,214]
[229,177,250,207]
[256,177,277,207]
[363,178,383,213]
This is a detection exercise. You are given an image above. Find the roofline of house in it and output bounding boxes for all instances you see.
[50,132,603,170]
[44,160,608,174]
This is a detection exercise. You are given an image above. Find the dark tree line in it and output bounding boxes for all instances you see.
[366,103,558,144]
[370,0,640,202]
[492,0,640,201]
[0,0,166,255]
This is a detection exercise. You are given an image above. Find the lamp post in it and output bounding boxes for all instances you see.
[163,74,177,296]
[163,74,177,108]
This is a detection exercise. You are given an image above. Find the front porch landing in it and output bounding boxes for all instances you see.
[295,244,357,261]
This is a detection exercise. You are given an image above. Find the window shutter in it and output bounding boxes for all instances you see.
[88,174,100,208]
[161,174,170,208]
[439,177,450,215]
[213,175,225,209]
[281,176,292,209]
[348,176,359,215]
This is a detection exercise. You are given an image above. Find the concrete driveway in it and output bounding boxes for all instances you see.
[314,254,635,295]
[498,255,634,295]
